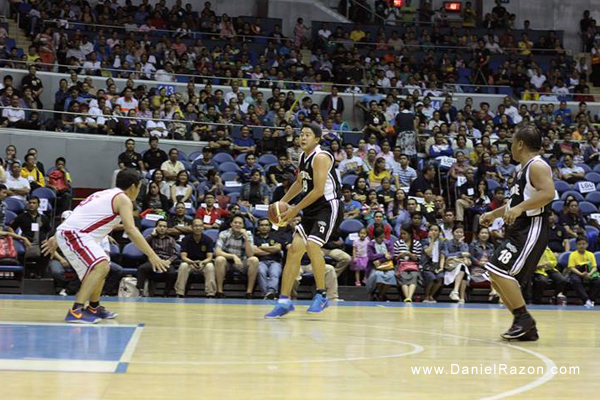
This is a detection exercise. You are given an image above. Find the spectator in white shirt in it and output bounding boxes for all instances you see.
[502,97,522,124]
[82,52,101,76]
[485,37,503,54]
[560,154,585,183]
[530,68,547,89]
[147,110,168,138]
[317,23,331,41]
[5,162,30,202]
[115,87,139,113]
[1,95,26,127]
[337,143,364,176]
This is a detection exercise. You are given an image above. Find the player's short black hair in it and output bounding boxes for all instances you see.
[515,125,541,151]
[303,122,322,139]
[116,169,141,190]
[576,235,588,243]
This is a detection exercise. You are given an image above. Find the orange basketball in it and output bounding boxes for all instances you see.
[268,201,289,225]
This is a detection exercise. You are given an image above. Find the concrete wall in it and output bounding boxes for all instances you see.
[0,128,205,189]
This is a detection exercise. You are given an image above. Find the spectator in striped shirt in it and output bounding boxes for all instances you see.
[396,153,417,188]
[394,227,423,302]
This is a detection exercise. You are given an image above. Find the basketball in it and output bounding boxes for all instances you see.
[268,201,289,225]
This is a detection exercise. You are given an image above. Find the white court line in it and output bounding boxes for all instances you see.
[333,322,558,400]
[0,359,118,373]
[119,325,145,364]
[0,321,140,328]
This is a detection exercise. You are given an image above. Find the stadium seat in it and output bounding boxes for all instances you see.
[553,180,571,194]
[577,164,592,174]
[486,178,500,192]
[213,153,235,164]
[551,201,563,214]
[252,208,269,219]
[342,175,358,186]
[141,218,158,229]
[585,191,600,206]
[218,162,241,173]
[188,150,203,161]
[568,238,577,251]
[4,198,25,214]
[122,243,147,263]
[594,164,600,174]
[339,219,364,236]
[4,210,16,226]
[584,172,600,184]
[579,201,598,215]
[109,243,120,259]
[177,150,188,161]
[223,186,242,195]
[558,251,571,270]
[204,229,219,242]
[142,228,154,237]
[560,190,584,202]
[228,192,240,204]
[221,171,238,182]
[585,225,599,235]
[181,160,191,171]
[258,154,277,166]
[235,153,247,165]
[595,252,600,268]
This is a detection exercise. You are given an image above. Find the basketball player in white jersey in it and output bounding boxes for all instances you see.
[43,170,169,324]
[480,125,555,341]
[265,123,343,318]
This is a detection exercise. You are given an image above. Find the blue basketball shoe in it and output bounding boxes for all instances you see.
[86,305,118,319]
[265,301,295,318]
[306,293,330,314]
[65,307,101,324]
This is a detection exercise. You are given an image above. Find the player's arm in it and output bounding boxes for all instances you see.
[503,162,555,225]
[114,194,169,272]
[279,170,303,204]
[282,153,331,220]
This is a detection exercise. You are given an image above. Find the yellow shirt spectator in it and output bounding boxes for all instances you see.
[350,29,366,42]
[535,247,558,277]
[521,90,539,101]
[20,165,45,188]
[368,168,391,189]
[568,248,599,278]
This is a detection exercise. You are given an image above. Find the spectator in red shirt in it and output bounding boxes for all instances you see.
[367,211,392,240]
[488,187,506,211]
[410,212,428,241]
[195,193,226,229]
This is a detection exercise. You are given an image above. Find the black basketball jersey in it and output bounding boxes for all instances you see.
[506,155,550,233]
[298,145,341,213]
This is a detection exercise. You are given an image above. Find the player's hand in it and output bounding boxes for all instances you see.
[279,205,299,225]
[479,212,495,227]
[503,206,523,226]
[41,236,57,256]
[150,255,169,273]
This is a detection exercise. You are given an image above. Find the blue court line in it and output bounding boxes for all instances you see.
[1,294,598,311]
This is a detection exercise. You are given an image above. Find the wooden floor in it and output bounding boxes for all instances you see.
[0,296,598,400]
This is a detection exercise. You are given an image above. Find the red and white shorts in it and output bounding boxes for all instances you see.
[57,230,109,280]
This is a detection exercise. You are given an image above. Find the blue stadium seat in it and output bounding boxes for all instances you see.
[221,171,238,182]
[554,180,571,194]
[595,252,600,268]
[258,154,278,166]
[558,252,571,270]
[577,164,592,174]
[486,178,500,192]
[560,190,584,202]
[584,172,600,184]
[594,164,600,174]
[585,191,600,206]
[234,153,246,165]
[228,192,240,204]
[204,229,219,242]
[551,201,563,214]
[141,218,158,229]
[339,219,364,236]
[122,243,147,263]
[177,150,188,161]
[4,210,16,226]
[4,198,25,214]
[213,153,235,164]
[218,162,241,173]
[585,225,599,235]
[579,201,598,215]
[223,186,242,195]
[142,228,154,237]
[342,175,358,186]
[252,208,269,219]
[568,238,577,251]
[188,150,203,161]
[109,243,120,260]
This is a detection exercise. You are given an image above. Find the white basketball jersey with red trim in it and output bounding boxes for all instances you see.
[57,188,124,242]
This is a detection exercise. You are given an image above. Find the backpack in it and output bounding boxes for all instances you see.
[48,169,69,192]
[118,277,140,298]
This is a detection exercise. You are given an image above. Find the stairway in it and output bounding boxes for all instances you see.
[2,14,32,53]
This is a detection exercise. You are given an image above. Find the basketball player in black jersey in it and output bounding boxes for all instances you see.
[265,123,343,318]
[480,125,555,341]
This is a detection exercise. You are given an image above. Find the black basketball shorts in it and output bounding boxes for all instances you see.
[485,215,549,284]
[296,200,343,247]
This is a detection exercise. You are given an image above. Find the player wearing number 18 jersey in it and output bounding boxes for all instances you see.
[480,125,555,341]
[265,123,343,318]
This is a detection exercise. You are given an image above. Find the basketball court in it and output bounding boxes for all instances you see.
[0,295,597,399]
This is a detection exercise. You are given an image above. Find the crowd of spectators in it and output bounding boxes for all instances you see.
[0,1,599,304]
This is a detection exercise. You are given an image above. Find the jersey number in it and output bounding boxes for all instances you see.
[319,226,325,234]
[498,249,513,265]
[302,179,308,192]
